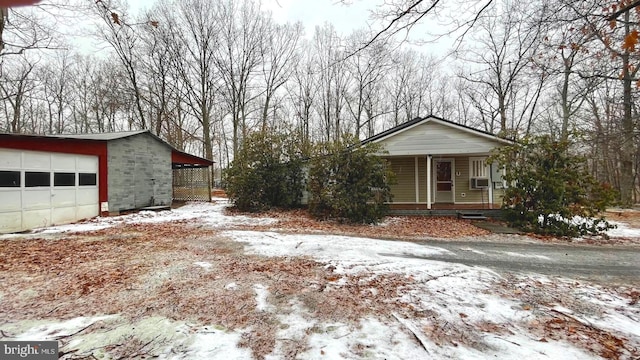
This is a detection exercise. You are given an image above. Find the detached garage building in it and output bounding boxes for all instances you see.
[0,130,213,234]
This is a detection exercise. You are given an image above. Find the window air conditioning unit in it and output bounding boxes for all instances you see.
[470,177,489,189]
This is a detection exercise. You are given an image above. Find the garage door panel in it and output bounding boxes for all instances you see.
[0,149,21,169]
[23,209,52,230]
[51,206,76,225]
[23,152,51,170]
[77,188,98,206]
[0,212,22,233]
[52,189,76,207]
[77,156,99,172]
[51,153,77,171]
[0,191,21,212]
[23,189,51,210]
[77,204,98,220]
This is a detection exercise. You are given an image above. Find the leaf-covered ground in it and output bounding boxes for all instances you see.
[228,207,492,239]
[0,200,638,359]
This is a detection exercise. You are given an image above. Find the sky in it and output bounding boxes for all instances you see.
[124,0,455,58]
[129,0,375,36]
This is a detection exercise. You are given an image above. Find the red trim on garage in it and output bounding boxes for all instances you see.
[0,136,109,213]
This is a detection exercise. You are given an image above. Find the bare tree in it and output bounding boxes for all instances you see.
[214,0,266,153]
[94,0,150,130]
[259,20,302,131]
[286,41,316,144]
[154,0,222,161]
[39,50,74,134]
[0,55,35,133]
[313,23,350,142]
[344,30,390,139]
[458,0,545,138]
[0,2,64,57]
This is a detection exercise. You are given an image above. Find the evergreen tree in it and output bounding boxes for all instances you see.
[225,130,306,212]
[492,135,617,237]
[308,136,395,224]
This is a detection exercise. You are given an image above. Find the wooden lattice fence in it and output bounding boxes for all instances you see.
[172,167,211,201]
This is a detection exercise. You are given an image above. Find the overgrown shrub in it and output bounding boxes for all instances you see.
[307,136,394,224]
[492,135,617,237]
[225,130,306,212]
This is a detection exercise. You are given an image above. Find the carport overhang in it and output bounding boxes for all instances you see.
[171,150,214,169]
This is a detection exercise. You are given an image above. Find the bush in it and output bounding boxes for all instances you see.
[492,135,617,237]
[307,135,394,224]
[225,130,306,212]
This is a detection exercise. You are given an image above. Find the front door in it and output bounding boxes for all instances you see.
[434,159,453,203]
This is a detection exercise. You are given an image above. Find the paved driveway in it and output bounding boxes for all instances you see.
[380,239,640,285]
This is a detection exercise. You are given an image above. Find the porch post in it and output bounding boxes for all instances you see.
[488,163,493,209]
[427,155,432,210]
[414,157,419,203]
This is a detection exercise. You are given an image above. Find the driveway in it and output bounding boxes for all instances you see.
[381,239,640,285]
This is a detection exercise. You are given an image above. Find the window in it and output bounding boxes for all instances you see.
[0,171,20,187]
[79,173,97,186]
[25,172,50,187]
[470,157,487,178]
[54,172,75,186]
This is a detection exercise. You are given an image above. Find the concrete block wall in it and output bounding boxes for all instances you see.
[107,134,172,212]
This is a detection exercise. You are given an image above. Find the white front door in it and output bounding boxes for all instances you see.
[434,159,454,203]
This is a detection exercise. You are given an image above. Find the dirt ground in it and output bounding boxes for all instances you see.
[0,204,638,359]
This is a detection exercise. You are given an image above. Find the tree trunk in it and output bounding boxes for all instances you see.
[620,11,636,206]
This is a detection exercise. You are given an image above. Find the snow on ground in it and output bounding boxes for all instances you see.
[4,200,639,359]
[226,230,613,359]
[607,220,640,238]
[6,199,277,236]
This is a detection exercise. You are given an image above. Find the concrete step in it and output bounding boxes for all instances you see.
[458,212,488,220]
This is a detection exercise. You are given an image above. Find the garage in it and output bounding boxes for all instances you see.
[0,130,213,234]
[0,148,99,233]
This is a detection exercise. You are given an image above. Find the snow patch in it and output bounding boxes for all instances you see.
[14,315,115,341]
[253,284,270,312]
[500,251,552,260]
[193,261,212,269]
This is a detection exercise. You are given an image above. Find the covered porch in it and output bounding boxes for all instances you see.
[385,154,504,211]
[361,115,513,211]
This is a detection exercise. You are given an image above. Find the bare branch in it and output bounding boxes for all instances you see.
[607,0,640,21]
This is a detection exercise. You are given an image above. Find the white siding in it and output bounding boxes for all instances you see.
[376,120,503,156]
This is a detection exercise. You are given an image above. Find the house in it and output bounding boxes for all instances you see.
[0,130,213,234]
[361,115,513,211]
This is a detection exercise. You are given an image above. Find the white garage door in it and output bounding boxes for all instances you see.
[0,148,99,234]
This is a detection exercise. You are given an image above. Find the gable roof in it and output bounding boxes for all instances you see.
[47,130,148,141]
[361,115,513,146]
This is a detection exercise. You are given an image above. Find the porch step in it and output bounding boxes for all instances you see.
[458,212,487,220]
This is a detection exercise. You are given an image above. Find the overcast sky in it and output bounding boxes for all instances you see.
[129,0,374,36]
[72,0,454,59]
